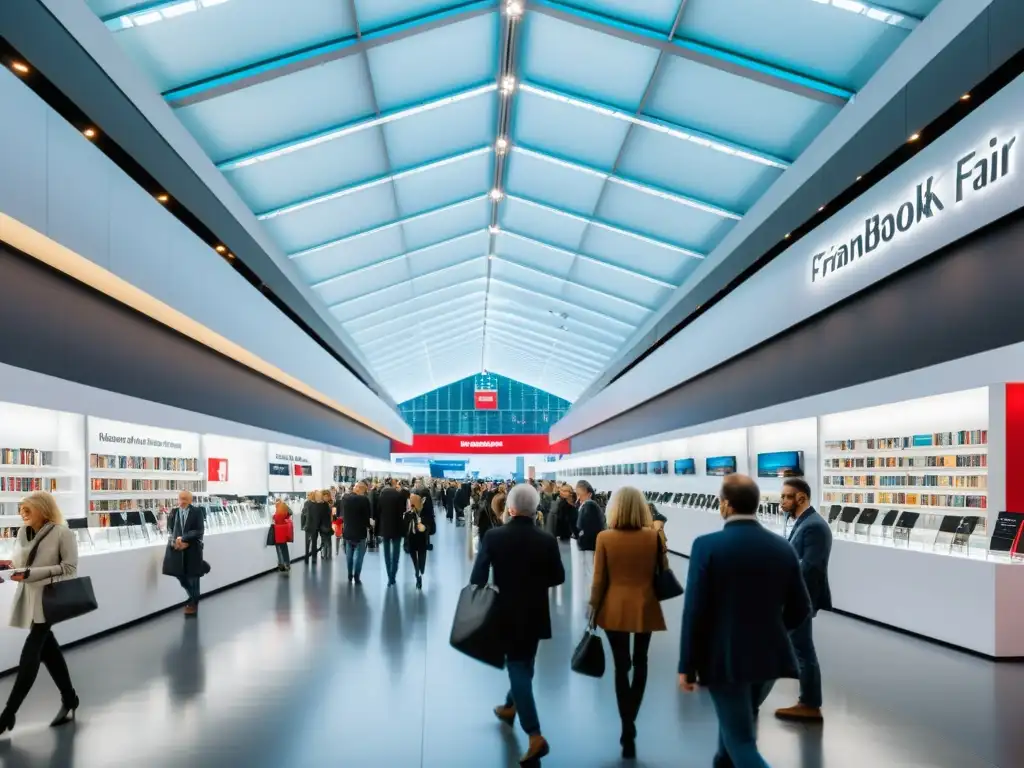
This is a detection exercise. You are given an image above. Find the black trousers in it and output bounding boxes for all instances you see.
[4,623,76,716]
[408,545,427,576]
[305,531,318,559]
[606,631,652,728]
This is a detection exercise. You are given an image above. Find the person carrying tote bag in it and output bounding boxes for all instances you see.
[587,486,668,760]
[0,491,84,736]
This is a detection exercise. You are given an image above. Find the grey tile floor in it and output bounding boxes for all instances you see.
[0,520,1021,767]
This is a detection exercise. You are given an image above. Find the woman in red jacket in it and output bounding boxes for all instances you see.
[273,500,294,573]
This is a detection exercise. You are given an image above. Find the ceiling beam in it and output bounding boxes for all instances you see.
[486,328,604,374]
[486,308,618,352]
[527,0,852,105]
[486,298,629,344]
[344,277,488,324]
[492,255,654,313]
[369,326,485,366]
[327,255,487,310]
[489,277,635,330]
[511,145,741,220]
[518,81,789,169]
[289,195,488,259]
[506,194,704,260]
[360,309,487,346]
[485,314,614,358]
[347,291,486,335]
[162,0,499,107]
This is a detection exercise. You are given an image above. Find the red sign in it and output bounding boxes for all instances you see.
[474,390,498,410]
[207,458,228,483]
[391,434,571,455]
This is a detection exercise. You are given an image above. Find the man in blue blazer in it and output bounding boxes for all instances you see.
[774,477,832,722]
[679,474,810,768]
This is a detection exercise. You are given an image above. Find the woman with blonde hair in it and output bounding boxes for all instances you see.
[0,491,80,735]
[589,486,667,759]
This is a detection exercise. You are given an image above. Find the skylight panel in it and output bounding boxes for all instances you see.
[103,0,231,32]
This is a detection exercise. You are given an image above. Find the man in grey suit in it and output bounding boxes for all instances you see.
[775,477,832,722]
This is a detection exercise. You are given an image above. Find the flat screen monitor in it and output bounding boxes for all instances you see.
[638,463,648,475]
[757,450,805,478]
[706,456,737,476]
[674,458,696,475]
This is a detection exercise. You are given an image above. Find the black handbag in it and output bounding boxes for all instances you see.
[449,584,505,669]
[653,535,684,601]
[27,526,99,625]
[571,622,605,678]
[265,524,276,547]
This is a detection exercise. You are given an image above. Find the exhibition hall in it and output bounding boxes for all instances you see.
[0,0,1023,766]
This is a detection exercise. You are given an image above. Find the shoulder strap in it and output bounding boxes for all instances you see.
[26,524,55,568]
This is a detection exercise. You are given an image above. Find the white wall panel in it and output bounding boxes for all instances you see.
[0,69,409,442]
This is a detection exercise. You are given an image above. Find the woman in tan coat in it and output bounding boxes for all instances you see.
[589,486,667,759]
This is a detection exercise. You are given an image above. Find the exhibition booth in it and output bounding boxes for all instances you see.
[541,358,1024,658]
[0,362,409,674]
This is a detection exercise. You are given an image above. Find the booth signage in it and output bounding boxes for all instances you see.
[811,133,1017,284]
[98,431,183,450]
[474,390,498,410]
[391,435,571,454]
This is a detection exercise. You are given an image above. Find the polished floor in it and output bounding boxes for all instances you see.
[0,521,1022,767]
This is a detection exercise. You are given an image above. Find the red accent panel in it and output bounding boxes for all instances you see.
[1007,384,1024,511]
[474,390,498,410]
[207,458,228,483]
[391,434,571,455]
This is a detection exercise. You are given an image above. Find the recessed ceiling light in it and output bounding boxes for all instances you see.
[909,132,920,142]
[495,136,509,153]
[818,205,825,212]
[226,252,236,261]
[856,175,863,181]
[11,62,29,75]
[83,128,97,139]
[784,233,791,239]
[488,225,500,235]
[156,193,170,203]
[215,245,226,253]
[489,188,505,202]
[505,1,524,18]
[960,93,971,101]
[488,254,495,260]
[500,75,517,95]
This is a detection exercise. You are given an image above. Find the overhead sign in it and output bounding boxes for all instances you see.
[391,435,571,455]
[474,390,498,410]
[812,133,1017,284]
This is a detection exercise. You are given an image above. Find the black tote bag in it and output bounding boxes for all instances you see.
[653,535,684,601]
[571,625,605,678]
[449,584,505,669]
[27,526,99,625]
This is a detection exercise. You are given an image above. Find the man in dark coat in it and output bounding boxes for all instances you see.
[375,479,407,586]
[340,482,373,584]
[471,484,565,764]
[163,490,205,617]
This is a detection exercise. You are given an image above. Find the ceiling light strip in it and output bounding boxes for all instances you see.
[288,195,488,259]
[217,83,497,171]
[327,255,487,309]
[498,230,675,288]
[259,146,491,221]
[311,229,486,289]
[512,145,741,220]
[808,0,920,30]
[505,194,704,260]
[103,0,228,32]
[518,82,790,170]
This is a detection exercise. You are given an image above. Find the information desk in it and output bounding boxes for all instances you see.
[0,525,281,674]
[661,507,1024,658]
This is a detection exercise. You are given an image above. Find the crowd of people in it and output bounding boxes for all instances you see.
[0,472,832,768]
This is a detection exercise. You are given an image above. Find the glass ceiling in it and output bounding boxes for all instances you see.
[87,0,942,404]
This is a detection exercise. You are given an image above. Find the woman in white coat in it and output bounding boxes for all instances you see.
[0,491,80,736]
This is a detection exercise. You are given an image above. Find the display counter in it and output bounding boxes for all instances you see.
[658,503,1024,658]
[0,521,284,674]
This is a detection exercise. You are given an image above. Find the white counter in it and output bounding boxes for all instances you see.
[661,507,1024,658]
[0,526,281,673]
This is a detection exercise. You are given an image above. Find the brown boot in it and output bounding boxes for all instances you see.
[774,703,823,722]
[183,605,198,617]
[494,704,516,726]
[520,734,549,764]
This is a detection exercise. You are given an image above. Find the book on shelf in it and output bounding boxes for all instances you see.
[89,454,198,472]
[0,476,58,492]
[822,490,987,509]
[89,478,202,492]
[823,454,987,469]
[824,430,987,452]
[0,448,55,466]
[822,474,987,489]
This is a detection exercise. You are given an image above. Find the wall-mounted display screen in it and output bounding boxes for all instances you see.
[674,458,696,475]
[638,462,648,475]
[706,456,737,476]
[269,463,290,476]
[757,450,804,478]
[649,460,669,475]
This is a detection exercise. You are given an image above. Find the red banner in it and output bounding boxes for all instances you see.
[474,390,498,410]
[391,434,571,455]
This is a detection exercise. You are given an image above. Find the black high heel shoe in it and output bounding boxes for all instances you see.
[0,710,15,736]
[50,697,78,728]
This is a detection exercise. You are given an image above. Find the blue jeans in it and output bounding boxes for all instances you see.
[275,543,290,567]
[382,538,402,582]
[707,682,773,768]
[791,616,822,708]
[505,654,540,736]
[177,576,200,607]
[343,539,367,577]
